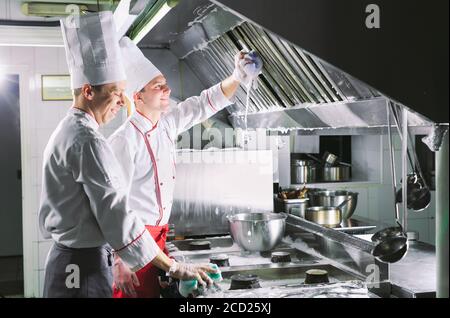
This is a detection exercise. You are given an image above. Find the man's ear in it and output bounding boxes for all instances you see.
[133,91,142,104]
[82,84,94,100]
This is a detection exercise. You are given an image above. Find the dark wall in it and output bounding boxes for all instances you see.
[0,74,23,256]
[216,0,449,123]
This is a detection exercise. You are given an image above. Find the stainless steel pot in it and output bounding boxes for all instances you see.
[227,213,287,252]
[322,165,351,182]
[308,190,358,220]
[291,160,317,184]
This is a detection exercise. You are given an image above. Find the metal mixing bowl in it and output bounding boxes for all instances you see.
[227,213,287,252]
[308,190,358,220]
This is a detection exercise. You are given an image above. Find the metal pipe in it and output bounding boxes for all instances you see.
[386,102,400,225]
[391,103,416,173]
[401,108,408,233]
[436,131,449,298]
[0,19,60,27]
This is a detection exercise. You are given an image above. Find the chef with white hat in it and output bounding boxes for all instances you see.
[38,12,216,298]
[108,37,262,298]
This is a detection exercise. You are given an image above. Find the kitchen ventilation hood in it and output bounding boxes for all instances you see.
[135,0,448,150]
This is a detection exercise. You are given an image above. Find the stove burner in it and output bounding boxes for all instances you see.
[229,274,261,290]
[188,240,211,250]
[209,254,230,267]
[304,269,329,284]
[270,251,292,263]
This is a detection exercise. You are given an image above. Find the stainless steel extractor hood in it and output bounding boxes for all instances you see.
[135,0,448,150]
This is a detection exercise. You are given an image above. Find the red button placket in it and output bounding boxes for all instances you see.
[131,120,165,226]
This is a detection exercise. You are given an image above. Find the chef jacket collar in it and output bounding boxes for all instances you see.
[130,109,158,134]
[70,107,100,130]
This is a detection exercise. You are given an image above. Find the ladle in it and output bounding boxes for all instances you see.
[391,103,431,211]
[371,104,408,263]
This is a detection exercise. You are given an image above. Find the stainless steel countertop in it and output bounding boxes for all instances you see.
[388,241,436,298]
[287,215,437,297]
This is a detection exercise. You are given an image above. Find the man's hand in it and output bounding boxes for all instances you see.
[232,50,263,87]
[168,261,217,286]
[113,257,140,297]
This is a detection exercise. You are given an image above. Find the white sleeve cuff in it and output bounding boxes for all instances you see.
[208,83,234,111]
[115,228,160,272]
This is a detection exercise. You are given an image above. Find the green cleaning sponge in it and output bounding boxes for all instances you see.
[178,263,222,298]
[207,264,223,282]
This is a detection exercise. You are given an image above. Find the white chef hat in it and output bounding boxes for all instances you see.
[119,36,162,100]
[60,11,126,89]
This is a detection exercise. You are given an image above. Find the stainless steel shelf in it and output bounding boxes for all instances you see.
[290,181,381,188]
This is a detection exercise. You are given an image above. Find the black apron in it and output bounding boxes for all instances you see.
[43,242,113,298]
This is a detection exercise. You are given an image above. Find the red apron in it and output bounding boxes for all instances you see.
[113,224,169,298]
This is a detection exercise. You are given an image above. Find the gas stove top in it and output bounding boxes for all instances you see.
[166,236,368,297]
[167,236,318,266]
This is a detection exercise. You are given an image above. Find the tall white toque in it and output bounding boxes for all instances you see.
[119,36,162,100]
[60,11,127,89]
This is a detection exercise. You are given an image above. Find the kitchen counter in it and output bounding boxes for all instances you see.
[281,215,438,298]
[388,241,436,298]
[350,223,436,297]
[353,235,437,297]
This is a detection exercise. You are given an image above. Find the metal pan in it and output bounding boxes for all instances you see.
[304,206,342,228]
[305,199,350,228]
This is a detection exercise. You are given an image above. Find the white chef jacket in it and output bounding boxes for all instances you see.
[38,108,160,271]
[108,83,232,228]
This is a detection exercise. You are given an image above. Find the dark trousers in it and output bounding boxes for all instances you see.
[43,242,113,298]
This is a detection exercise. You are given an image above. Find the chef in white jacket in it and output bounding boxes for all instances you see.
[38,12,215,298]
[108,37,261,298]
